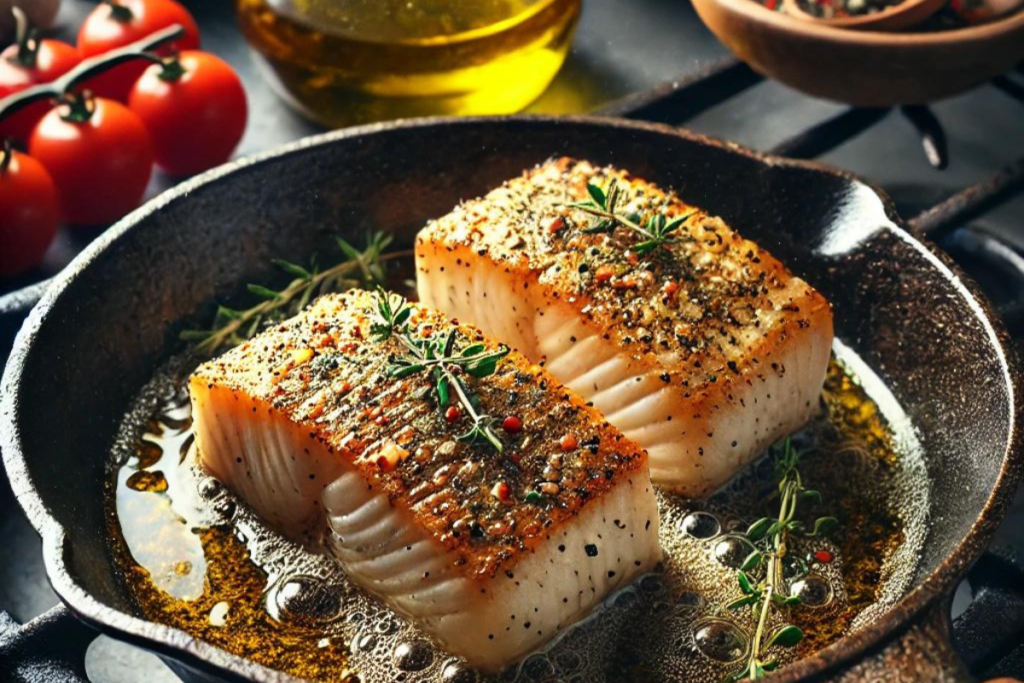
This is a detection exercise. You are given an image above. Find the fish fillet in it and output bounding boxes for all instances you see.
[416,158,833,495]
[189,290,661,671]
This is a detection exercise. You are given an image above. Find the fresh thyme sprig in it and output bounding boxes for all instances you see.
[567,179,695,255]
[181,232,398,356]
[725,439,839,682]
[371,290,510,452]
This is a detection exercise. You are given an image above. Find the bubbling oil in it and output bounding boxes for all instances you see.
[233,0,582,127]
[108,346,928,683]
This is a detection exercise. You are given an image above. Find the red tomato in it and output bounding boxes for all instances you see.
[77,0,200,102]
[0,148,59,277]
[0,39,80,143]
[128,51,247,176]
[29,98,154,226]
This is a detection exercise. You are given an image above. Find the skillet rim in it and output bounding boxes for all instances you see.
[1,114,1021,683]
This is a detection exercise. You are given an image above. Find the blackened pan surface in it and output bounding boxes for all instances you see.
[1,116,1020,683]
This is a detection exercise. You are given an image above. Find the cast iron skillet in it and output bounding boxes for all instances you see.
[2,116,1024,683]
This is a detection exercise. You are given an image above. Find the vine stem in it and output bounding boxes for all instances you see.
[0,24,185,123]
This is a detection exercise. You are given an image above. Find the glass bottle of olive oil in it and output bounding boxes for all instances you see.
[235,0,583,127]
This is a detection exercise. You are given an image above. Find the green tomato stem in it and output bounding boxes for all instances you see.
[0,139,12,174]
[10,8,40,68]
[104,0,135,23]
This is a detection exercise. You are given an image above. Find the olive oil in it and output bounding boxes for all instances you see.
[234,0,582,127]
[109,351,927,683]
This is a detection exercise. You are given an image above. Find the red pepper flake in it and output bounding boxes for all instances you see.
[374,414,390,426]
[490,481,511,502]
[445,406,461,423]
[339,381,353,394]
[595,265,615,283]
[560,433,578,451]
[366,442,409,472]
[662,280,678,296]
[813,549,834,564]
[612,276,637,290]
[546,217,566,234]
[502,416,523,433]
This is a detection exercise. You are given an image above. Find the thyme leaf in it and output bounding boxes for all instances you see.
[181,231,399,356]
[567,178,696,254]
[371,290,510,452]
[723,438,838,681]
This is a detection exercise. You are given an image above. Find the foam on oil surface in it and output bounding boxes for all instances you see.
[108,344,929,683]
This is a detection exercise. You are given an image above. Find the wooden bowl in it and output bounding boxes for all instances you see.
[690,0,1024,105]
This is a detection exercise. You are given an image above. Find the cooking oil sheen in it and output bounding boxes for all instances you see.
[233,0,582,126]
[109,333,928,683]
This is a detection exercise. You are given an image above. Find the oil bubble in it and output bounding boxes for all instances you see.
[681,512,721,539]
[268,575,342,626]
[441,661,477,683]
[197,477,222,499]
[553,650,582,673]
[693,618,748,663]
[712,535,755,568]
[790,575,833,608]
[353,631,378,653]
[676,591,703,609]
[375,616,399,635]
[639,575,667,595]
[522,654,554,680]
[393,640,434,671]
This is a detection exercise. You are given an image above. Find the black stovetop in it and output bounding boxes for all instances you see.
[1,1,1023,681]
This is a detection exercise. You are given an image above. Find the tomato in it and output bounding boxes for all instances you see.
[0,39,80,143]
[77,0,200,102]
[0,147,59,277]
[128,51,247,176]
[29,97,154,226]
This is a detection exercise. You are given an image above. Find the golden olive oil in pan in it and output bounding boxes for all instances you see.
[108,333,928,683]
[233,0,582,127]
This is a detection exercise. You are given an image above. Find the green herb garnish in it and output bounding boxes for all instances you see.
[371,290,510,452]
[182,232,398,356]
[726,438,839,681]
[567,179,695,255]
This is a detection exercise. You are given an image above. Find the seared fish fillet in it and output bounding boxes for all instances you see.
[416,159,833,495]
[189,290,661,671]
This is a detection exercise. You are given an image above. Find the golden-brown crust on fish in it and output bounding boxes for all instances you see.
[415,158,833,493]
[416,157,831,390]
[190,290,649,580]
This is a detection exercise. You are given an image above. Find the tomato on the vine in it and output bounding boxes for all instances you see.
[77,0,200,101]
[29,96,154,226]
[0,146,59,277]
[0,31,80,143]
[129,51,247,176]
